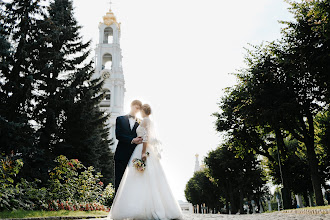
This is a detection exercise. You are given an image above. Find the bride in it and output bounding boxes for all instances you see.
[108,104,183,220]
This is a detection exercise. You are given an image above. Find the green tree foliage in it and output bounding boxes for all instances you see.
[213,64,296,209]
[213,0,330,206]
[204,144,267,214]
[33,0,114,185]
[316,110,330,184]
[0,0,41,172]
[58,75,114,185]
[184,170,223,212]
[273,0,330,205]
[265,139,313,206]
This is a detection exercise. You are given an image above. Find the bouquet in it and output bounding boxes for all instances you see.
[132,152,149,172]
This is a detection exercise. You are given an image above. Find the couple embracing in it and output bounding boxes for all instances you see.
[108,100,183,220]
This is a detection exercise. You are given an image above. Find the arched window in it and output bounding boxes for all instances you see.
[101,89,111,107]
[102,53,112,70]
[104,89,111,101]
[103,27,113,44]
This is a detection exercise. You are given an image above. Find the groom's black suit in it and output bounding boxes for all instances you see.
[114,115,139,193]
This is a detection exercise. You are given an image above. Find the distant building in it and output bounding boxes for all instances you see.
[178,200,193,213]
[180,154,206,213]
[194,154,205,172]
[194,154,200,172]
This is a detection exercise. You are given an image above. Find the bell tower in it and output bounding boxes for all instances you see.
[194,154,201,172]
[94,8,125,151]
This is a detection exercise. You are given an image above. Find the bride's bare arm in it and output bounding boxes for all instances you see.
[141,118,150,161]
[142,142,148,161]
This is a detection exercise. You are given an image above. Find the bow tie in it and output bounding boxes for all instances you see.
[128,115,136,120]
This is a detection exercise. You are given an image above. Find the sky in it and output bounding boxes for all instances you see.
[72,0,294,202]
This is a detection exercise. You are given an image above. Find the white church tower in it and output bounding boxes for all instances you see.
[194,154,201,172]
[194,154,205,172]
[94,8,125,151]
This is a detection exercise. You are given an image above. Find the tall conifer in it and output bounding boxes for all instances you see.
[0,0,43,182]
[38,0,114,185]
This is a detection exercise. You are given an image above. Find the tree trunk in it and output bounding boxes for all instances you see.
[260,198,265,213]
[305,137,324,206]
[225,200,229,214]
[303,190,309,207]
[274,128,294,209]
[229,192,236,214]
[228,184,238,214]
[239,189,244,214]
[305,112,324,206]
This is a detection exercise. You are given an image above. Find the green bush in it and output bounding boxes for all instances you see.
[0,154,115,211]
[0,153,23,188]
[102,183,115,207]
[0,154,48,210]
[47,155,104,203]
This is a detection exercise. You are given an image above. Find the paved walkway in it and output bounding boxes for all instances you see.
[182,212,330,220]
[95,211,330,220]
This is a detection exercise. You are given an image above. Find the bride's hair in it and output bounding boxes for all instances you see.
[141,104,152,116]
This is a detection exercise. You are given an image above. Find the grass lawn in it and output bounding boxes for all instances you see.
[261,205,330,213]
[280,204,330,212]
[293,205,330,210]
[0,210,108,219]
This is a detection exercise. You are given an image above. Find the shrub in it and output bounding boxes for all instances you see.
[102,183,115,207]
[0,153,48,211]
[0,152,23,188]
[47,155,105,204]
[0,154,115,211]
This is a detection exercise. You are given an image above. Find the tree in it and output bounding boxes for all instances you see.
[213,66,296,209]
[0,11,18,153]
[316,110,330,185]
[58,75,114,185]
[272,0,330,205]
[213,0,330,206]
[0,0,43,181]
[184,170,223,213]
[204,144,267,214]
[265,138,314,206]
[36,0,114,185]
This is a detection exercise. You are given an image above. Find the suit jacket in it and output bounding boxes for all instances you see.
[114,115,139,162]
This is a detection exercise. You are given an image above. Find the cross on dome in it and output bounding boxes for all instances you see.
[108,0,113,11]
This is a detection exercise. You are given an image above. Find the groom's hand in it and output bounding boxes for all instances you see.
[132,137,143,144]
[136,136,143,144]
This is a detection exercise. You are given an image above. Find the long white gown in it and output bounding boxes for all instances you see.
[108,117,183,220]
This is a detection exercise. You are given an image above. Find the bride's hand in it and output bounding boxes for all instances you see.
[141,153,147,162]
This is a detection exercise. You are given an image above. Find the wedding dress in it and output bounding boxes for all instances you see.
[108,117,183,220]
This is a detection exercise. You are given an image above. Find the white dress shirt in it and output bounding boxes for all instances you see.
[128,117,136,130]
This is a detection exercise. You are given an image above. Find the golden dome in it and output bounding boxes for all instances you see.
[102,9,120,28]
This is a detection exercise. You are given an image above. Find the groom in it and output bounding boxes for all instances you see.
[114,100,143,193]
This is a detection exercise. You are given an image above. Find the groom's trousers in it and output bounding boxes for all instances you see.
[114,159,128,194]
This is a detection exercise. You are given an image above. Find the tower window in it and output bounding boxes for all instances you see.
[101,89,111,107]
[103,27,113,44]
[102,53,112,70]
[104,89,111,101]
